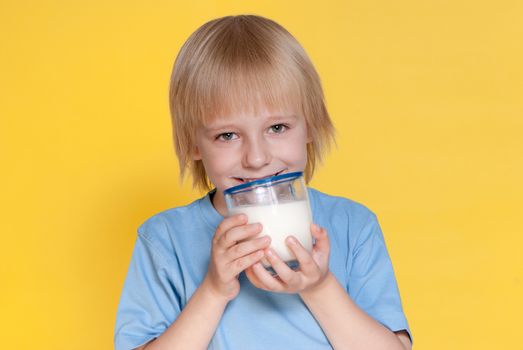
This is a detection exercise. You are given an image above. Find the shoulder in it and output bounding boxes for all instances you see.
[136,197,207,263]
[308,187,377,226]
[307,187,383,253]
[138,199,203,237]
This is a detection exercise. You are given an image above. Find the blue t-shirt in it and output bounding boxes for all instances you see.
[114,188,411,349]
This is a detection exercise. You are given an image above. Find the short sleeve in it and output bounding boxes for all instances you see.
[347,212,412,341]
[114,232,182,350]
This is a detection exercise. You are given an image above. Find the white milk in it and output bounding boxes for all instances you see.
[230,200,313,264]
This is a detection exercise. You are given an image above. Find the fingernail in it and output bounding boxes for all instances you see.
[288,237,297,245]
[265,249,273,257]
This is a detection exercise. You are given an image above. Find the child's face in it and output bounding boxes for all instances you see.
[192,106,311,215]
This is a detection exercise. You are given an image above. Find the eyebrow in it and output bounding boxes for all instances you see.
[203,115,297,132]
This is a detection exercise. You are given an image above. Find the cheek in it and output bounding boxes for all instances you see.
[274,140,308,166]
[200,145,239,174]
[295,147,309,167]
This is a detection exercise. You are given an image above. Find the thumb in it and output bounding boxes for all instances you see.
[311,223,330,256]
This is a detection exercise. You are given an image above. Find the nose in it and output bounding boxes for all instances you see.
[242,136,271,169]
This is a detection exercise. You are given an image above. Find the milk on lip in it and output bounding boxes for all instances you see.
[229,200,313,263]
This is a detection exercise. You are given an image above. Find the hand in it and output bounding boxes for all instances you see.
[202,214,271,302]
[245,223,330,294]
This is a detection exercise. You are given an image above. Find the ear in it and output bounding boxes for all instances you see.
[306,128,313,143]
[191,144,202,160]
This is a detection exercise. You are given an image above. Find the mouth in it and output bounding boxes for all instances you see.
[231,169,287,184]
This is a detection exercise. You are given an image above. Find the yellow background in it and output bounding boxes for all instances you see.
[1,0,522,349]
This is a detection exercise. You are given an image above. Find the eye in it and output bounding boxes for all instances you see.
[268,124,288,134]
[216,132,238,141]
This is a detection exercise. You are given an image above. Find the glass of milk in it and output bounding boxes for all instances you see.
[224,171,313,275]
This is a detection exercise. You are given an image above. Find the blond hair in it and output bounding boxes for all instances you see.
[169,15,335,191]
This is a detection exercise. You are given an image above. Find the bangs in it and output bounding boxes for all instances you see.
[199,62,302,123]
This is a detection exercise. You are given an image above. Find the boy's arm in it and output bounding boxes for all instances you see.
[135,278,228,350]
[133,215,269,350]
[299,272,411,350]
[246,222,411,350]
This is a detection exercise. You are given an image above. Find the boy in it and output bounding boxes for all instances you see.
[115,15,412,350]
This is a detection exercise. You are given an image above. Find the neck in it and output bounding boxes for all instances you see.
[211,189,228,217]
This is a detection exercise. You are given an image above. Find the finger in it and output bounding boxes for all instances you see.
[217,223,262,250]
[214,214,247,243]
[228,235,271,260]
[264,249,299,285]
[285,235,319,276]
[311,224,330,255]
[229,249,265,277]
[244,266,264,289]
[251,262,285,291]
[310,225,330,268]
[245,263,280,290]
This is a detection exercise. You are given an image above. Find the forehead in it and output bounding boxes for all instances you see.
[214,102,296,120]
[204,109,298,129]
